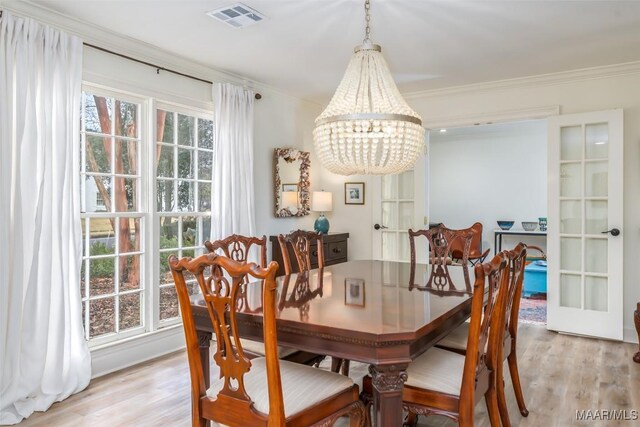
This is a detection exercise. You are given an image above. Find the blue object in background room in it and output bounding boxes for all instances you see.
[312,190,332,234]
[497,220,514,230]
[524,260,547,297]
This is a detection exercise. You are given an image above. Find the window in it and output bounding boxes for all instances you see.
[80,90,145,343]
[156,106,214,323]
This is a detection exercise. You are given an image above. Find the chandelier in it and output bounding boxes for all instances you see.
[313,0,425,175]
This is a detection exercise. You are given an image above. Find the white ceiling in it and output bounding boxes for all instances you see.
[30,0,640,102]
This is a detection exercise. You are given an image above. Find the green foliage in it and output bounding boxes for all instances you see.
[89,242,115,278]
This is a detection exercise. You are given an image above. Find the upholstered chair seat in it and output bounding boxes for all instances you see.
[239,338,298,359]
[405,348,465,396]
[207,357,354,417]
[436,323,470,351]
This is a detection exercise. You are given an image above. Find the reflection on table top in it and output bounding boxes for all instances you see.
[192,260,472,337]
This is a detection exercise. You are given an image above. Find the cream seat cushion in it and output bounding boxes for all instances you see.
[436,322,469,351]
[206,357,354,417]
[405,347,465,396]
[239,338,297,358]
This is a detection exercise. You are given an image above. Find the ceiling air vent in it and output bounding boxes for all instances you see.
[206,3,266,29]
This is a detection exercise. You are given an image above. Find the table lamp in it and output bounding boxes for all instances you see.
[311,190,332,234]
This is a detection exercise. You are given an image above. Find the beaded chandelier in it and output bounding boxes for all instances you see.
[313,0,425,175]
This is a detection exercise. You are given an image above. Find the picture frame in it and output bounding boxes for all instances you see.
[344,182,365,205]
[344,278,365,307]
[282,183,298,192]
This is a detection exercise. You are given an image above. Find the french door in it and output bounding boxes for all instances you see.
[371,154,427,262]
[547,109,623,340]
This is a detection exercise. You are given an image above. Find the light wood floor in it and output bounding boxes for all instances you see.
[18,324,640,426]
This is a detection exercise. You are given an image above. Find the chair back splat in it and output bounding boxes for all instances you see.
[409,226,474,292]
[277,230,324,275]
[169,253,285,426]
[204,234,267,268]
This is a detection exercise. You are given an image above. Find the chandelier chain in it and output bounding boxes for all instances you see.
[364,0,371,43]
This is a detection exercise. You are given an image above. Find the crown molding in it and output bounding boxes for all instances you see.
[1,0,317,105]
[404,61,640,100]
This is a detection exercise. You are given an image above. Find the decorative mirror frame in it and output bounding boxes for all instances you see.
[274,148,310,217]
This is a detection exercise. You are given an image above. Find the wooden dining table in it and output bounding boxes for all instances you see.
[190,259,473,426]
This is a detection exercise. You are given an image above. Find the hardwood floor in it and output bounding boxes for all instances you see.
[18,324,640,426]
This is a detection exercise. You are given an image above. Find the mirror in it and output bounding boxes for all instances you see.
[274,148,310,217]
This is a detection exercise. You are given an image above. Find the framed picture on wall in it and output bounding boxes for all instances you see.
[282,183,298,192]
[344,278,365,307]
[344,182,365,205]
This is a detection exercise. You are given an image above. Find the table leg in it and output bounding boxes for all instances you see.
[634,302,640,363]
[369,364,409,426]
[197,330,212,388]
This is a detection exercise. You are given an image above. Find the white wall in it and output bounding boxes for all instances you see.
[325,65,640,343]
[429,120,548,254]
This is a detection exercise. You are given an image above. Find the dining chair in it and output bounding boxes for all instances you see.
[409,226,474,292]
[437,243,530,426]
[449,222,490,266]
[362,251,511,427]
[169,253,367,427]
[278,230,324,275]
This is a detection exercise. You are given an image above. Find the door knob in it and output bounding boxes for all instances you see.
[601,228,621,236]
[374,224,388,230]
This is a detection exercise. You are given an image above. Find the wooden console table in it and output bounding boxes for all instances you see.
[493,228,547,254]
[269,232,349,276]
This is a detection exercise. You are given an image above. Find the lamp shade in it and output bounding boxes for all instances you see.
[282,191,298,208]
[312,191,333,212]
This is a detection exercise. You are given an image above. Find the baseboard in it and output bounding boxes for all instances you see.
[90,325,185,378]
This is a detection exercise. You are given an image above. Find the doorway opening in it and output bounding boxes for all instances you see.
[428,119,548,325]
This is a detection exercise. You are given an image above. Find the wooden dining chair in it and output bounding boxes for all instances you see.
[204,234,319,362]
[450,222,490,266]
[437,244,530,426]
[169,253,367,427]
[278,230,324,275]
[362,252,511,427]
[409,226,474,292]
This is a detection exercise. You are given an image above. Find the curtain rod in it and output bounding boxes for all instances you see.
[85,42,262,100]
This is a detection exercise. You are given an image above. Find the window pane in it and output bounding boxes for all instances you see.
[177,181,195,211]
[156,145,174,178]
[119,292,141,331]
[120,255,141,291]
[81,260,86,298]
[198,118,213,149]
[120,218,141,253]
[585,123,608,160]
[159,286,179,320]
[157,179,175,212]
[84,94,112,134]
[89,297,116,337]
[198,182,211,212]
[157,110,174,143]
[85,175,112,213]
[115,139,138,175]
[177,114,195,146]
[159,252,174,285]
[202,215,211,242]
[159,216,179,249]
[114,177,137,212]
[182,216,199,248]
[89,218,115,255]
[198,150,212,180]
[89,257,115,296]
[560,125,582,161]
[115,101,138,137]
[85,135,111,173]
[178,148,195,179]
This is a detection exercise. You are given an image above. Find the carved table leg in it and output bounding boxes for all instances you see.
[634,302,640,364]
[369,364,409,426]
[197,330,212,388]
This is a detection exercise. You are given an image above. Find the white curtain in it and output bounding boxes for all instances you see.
[0,12,91,424]
[211,83,256,241]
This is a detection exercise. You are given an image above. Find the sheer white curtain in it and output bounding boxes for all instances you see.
[211,83,256,242]
[0,12,91,424]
